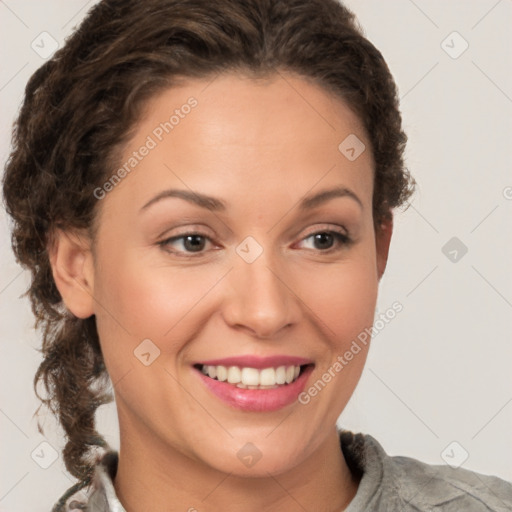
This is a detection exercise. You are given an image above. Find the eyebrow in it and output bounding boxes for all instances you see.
[140,185,363,212]
[300,186,363,210]
[141,189,227,212]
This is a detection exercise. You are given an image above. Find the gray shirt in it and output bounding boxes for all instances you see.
[53,430,512,511]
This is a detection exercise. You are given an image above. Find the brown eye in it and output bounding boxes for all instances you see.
[159,233,213,256]
[311,232,336,250]
[298,230,351,252]
[181,234,207,252]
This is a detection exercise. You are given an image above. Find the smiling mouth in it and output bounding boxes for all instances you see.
[193,364,312,389]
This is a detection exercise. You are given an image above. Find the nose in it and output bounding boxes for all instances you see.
[221,248,302,339]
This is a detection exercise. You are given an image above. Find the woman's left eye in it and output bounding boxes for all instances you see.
[296,230,352,252]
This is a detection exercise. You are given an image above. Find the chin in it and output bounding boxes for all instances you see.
[187,430,312,478]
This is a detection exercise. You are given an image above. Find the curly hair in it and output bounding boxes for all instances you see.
[2,0,414,482]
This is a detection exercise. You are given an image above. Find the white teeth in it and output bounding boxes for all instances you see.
[275,366,286,385]
[241,367,260,386]
[227,366,241,384]
[216,365,227,382]
[200,364,303,387]
[237,383,279,389]
[259,367,276,386]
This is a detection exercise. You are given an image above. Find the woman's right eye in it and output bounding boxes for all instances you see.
[158,233,215,257]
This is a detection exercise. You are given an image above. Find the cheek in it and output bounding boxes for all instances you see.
[289,250,378,426]
[92,249,224,362]
[301,248,379,343]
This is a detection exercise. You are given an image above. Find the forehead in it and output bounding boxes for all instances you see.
[98,71,374,217]
[140,71,370,152]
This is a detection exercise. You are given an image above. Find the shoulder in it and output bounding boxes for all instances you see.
[383,449,512,511]
[339,430,512,512]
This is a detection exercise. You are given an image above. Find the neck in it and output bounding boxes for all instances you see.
[114,422,359,512]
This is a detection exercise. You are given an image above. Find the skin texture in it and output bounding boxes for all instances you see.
[49,72,393,511]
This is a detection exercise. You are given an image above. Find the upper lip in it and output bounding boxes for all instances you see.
[194,355,313,369]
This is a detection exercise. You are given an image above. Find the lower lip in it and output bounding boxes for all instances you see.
[195,365,314,412]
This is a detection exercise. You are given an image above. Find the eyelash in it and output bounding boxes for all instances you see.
[157,227,352,258]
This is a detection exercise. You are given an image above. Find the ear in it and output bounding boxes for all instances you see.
[47,229,95,318]
[375,213,393,280]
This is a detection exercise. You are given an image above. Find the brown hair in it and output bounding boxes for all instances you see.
[2,0,414,482]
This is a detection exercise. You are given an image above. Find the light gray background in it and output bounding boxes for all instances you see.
[1,1,511,510]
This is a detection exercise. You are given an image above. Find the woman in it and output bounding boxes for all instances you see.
[2,0,511,510]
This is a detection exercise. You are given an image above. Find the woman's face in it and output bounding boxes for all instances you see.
[79,72,390,475]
